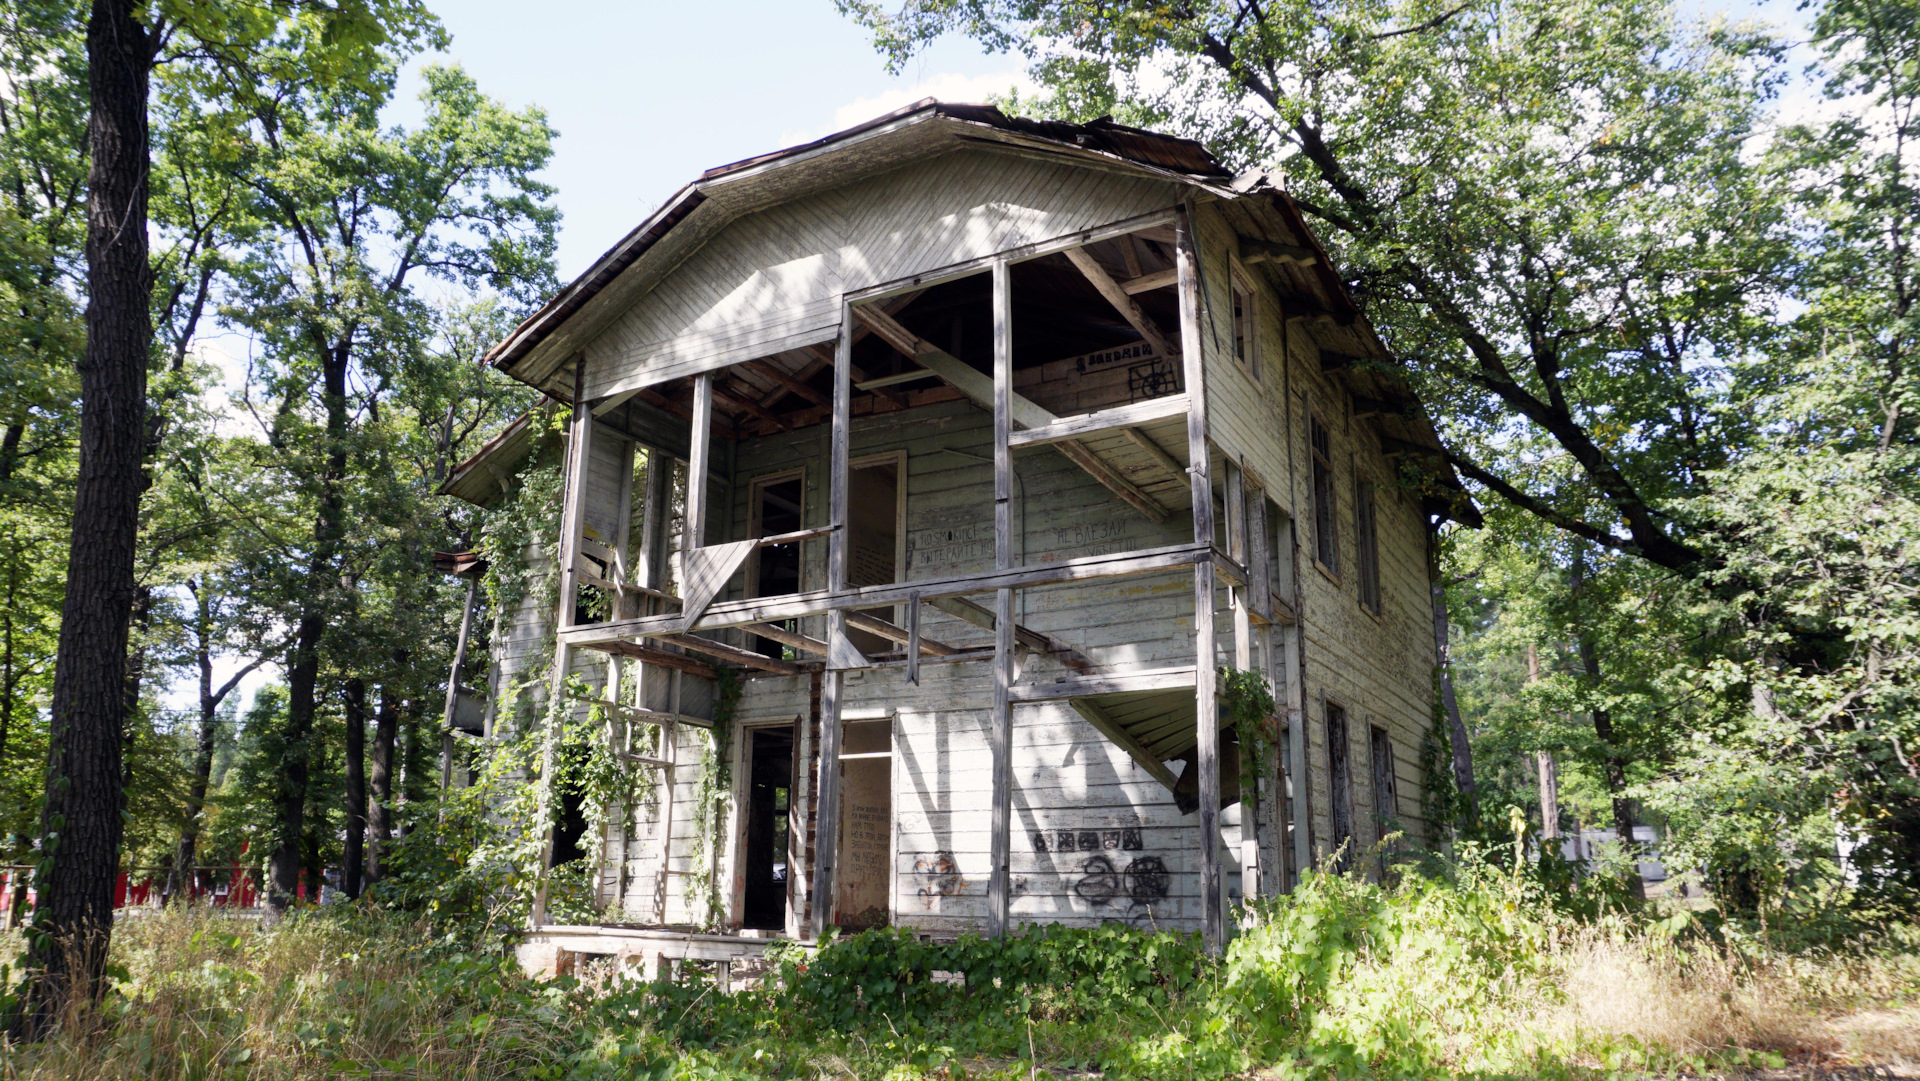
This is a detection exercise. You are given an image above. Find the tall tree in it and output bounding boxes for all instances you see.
[15,0,439,1027]
[221,60,555,910]
[24,0,159,1026]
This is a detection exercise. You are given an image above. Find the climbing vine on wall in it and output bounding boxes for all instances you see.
[1220,666,1278,778]
[684,666,741,930]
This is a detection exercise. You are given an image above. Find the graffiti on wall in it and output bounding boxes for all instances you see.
[1031,828,1141,853]
[914,851,962,908]
[1032,824,1170,922]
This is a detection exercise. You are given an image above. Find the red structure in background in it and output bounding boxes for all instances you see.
[0,859,264,918]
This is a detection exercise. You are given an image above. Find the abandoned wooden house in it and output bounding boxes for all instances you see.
[439,100,1479,974]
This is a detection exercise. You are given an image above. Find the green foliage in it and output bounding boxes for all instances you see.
[1218,666,1275,777]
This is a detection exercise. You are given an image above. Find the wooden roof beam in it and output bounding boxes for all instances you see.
[659,633,806,675]
[845,611,961,656]
[634,387,739,441]
[1063,246,1179,358]
[1351,394,1412,419]
[853,305,1170,522]
[582,639,715,679]
[1070,698,1180,792]
[743,622,829,656]
[1120,267,1177,294]
[1241,239,1317,268]
[713,380,793,432]
[746,358,830,408]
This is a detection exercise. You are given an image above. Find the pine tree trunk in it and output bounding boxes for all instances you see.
[342,680,367,898]
[367,685,397,882]
[19,0,153,1033]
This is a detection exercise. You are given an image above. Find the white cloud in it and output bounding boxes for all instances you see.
[780,70,1039,146]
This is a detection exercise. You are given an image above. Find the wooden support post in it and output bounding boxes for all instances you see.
[535,359,595,928]
[905,595,921,685]
[439,576,478,794]
[988,255,1015,940]
[810,312,855,940]
[1177,207,1225,955]
[1226,462,1260,903]
[686,373,713,551]
[656,671,680,924]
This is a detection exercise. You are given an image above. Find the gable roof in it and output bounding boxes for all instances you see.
[465,100,1480,526]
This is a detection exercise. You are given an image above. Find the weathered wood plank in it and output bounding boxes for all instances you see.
[1007,666,1198,702]
[1006,395,1190,450]
[558,542,1208,642]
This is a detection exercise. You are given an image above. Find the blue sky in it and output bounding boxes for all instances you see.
[401,0,1033,280]
[173,0,1821,714]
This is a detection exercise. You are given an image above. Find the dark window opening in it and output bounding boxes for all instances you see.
[743,726,795,930]
[1265,496,1293,608]
[1310,417,1338,574]
[551,742,589,867]
[1369,724,1398,843]
[751,476,804,658]
[1355,480,1380,612]
[1326,702,1352,869]
[846,458,901,655]
[1231,277,1258,381]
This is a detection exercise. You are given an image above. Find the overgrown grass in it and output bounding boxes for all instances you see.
[0,865,1913,1080]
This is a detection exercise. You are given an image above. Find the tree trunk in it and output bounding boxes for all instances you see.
[1427,527,1475,827]
[167,598,218,905]
[1571,544,1645,901]
[367,684,397,882]
[271,345,351,912]
[18,0,153,1034]
[400,692,427,837]
[121,585,151,784]
[1525,644,1561,841]
[342,680,367,898]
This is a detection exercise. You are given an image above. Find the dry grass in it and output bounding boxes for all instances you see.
[0,903,1912,1080]
[0,906,582,1081]
[1541,924,1920,1073]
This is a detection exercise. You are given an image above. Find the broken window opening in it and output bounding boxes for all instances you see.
[1310,417,1338,575]
[1325,700,1353,870]
[748,472,805,659]
[1231,271,1259,383]
[1355,478,1380,613]
[846,453,905,656]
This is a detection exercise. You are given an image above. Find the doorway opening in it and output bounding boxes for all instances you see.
[835,718,893,929]
[742,725,795,931]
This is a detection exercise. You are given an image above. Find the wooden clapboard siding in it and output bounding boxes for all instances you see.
[1182,200,1436,860]
[582,150,1180,400]
[497,168,1447,937]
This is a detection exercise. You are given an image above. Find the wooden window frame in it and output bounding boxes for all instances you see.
[1353,471,1381,616]
[1229,261,1261,385]
[1323,695,1354,867]
[1308,412,1339,582]
[1368,723,1399,843]
[746,467,807,597]
[847,449,909,624]
[1264,493,1294,615]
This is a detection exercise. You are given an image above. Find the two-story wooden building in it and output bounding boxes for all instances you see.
[441,100,1477,974]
